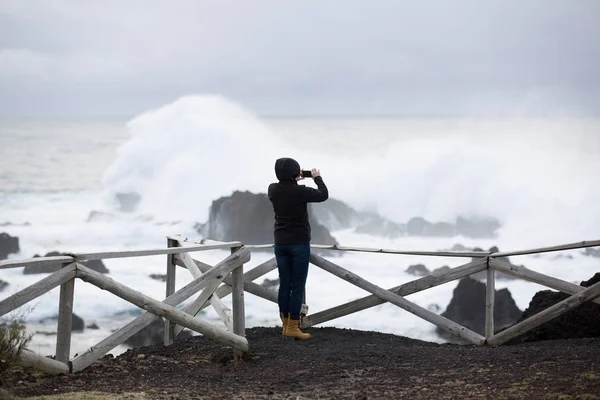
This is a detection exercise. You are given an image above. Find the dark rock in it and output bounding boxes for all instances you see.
[307,198,359,231]
[39,313,85,332]
[261,278,279,290]
[0,279,8,292]
[436,277,522,343]
[431,266,451,276]
[24,252,109,274]
[72,313,85,332]
[581,273,600,287]
[583,248,600,258]
[115,192,141,212]
[195,191,337,246]
[0,232,20,260]
[124,318,193,348]
[309,199,406,237]
[86,323,100,330]
[429,222,455,237]
[353,216,405,237]
[405,264,430,276]
[427,304,441,313]
[455,216,500,239]
[406,217,429,236]
[82,259,109,274]
[469,246,518,281]
[0,222,30,227]
[149,274,167,282]
[507,273,600,344]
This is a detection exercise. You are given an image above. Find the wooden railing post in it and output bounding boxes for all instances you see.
[164,238,177,346]
[231,246,247,360]
[485,255,495,339]
[55,263,76,364]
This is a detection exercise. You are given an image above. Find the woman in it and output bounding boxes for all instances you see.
[268,157,329,339]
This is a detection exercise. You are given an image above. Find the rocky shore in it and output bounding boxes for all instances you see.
[4,327,600,399]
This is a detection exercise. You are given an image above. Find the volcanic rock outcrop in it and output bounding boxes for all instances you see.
[195,191,337,246]
[436,277,522,343]
[506,273,600,344]
[0,232,20,260]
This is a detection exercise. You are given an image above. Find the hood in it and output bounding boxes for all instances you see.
[274,157,300,182]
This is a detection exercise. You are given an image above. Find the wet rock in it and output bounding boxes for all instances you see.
[309,199,406,237]
[39,313,85,332]
[24,252,109,274]
[0,232,20,260]
[195,191,337,246]
[261,278,279,290]
[72,313,85,332]
[87,323,100,330]
[583,248,600,258]
[115,192,141,213]
[507,273,600,344]
[436,277,522,343]
[0,279,8,292]
[455,216,500,239]
[427,304,441,313]
[431,266,451,276]
[150,274,167,282]
[124,319,193,348]
[405,264,430,276]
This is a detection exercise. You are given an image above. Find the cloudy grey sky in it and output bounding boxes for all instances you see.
[1,0,599,117]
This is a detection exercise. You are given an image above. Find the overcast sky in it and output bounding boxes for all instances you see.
[1,0,599,117]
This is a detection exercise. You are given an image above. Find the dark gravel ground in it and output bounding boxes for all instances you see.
[4,326,600,399]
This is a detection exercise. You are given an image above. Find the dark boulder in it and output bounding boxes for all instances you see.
[0,279,8,292]
[308,199,406,237]
[195,191,337,246]
[261,278,279,291]
[72,313,85,332]
[406,217,429,236]
[353,215,405,237]
[124,318,193,348]
[507,273,600,344]
[431,266,451,276]
[24,252,109,274]
[583,248,600,258]
[455,216,500,239]
[405,264,430,276]
[436,277,522,343]
[38,313,85,332]
[149,274,167,282]
[0,232,20,260]
[307,198,359,231]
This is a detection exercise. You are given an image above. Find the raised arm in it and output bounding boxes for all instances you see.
[299,169,328,203]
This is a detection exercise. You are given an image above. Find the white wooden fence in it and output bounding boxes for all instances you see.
[1,236,599,375]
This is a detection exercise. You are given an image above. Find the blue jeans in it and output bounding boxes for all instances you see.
[274,242,310,318]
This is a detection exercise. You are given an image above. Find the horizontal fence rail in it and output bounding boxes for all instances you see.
[1,237,598,375]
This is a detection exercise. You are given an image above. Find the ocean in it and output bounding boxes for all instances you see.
[1,94,599,358]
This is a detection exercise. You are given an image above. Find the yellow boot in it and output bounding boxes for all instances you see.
[280,312,288,336]
[284,314,311,340]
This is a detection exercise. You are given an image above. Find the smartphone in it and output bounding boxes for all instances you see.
[301,170,312,178]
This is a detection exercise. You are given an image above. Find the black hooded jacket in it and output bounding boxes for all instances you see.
[268,158,329,244]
